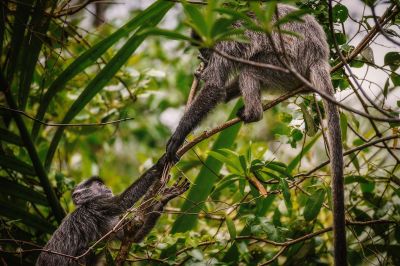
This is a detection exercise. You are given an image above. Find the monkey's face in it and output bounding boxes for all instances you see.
[90,180,113,198]
[72,177,113,205]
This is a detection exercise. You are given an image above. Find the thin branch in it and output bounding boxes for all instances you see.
[0,106,134,127]
[370,4,400,47]
[177,88,303,157]
[296,134,400,178]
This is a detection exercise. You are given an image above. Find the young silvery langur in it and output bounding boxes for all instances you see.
[36,156,190,266]
[166,4,345,265]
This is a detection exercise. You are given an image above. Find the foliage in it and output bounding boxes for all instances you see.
[0,0,399,265]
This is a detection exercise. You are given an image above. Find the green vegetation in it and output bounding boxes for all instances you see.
[0,0,399,265]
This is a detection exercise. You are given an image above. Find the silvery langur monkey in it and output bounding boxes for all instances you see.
[166,4,345,265]
[36,156,190,266]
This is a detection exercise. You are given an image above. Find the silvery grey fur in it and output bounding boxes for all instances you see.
[36,155,189,266]
[166,4,345,264]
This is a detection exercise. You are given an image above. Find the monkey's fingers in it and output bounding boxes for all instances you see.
[173,176,183,187]
[166,136,182,163]
[177,178,190,194]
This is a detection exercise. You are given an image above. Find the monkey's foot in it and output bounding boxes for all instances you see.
[237,106,263,123]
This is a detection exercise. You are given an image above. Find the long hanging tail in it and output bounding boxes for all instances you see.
[310,61,346,265]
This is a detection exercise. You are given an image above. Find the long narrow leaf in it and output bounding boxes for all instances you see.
[31,1,173,138]
[0,128,23,146]
[18,1,53,109]
[0,154,36,176]
[287,133,321,173]
[5,0,33,82]
[44,7,171,170]
[0,199,55,233]
[0,3,6,56]
[222,193,277,263]
[0,177,48,206]
[0,74,65,223]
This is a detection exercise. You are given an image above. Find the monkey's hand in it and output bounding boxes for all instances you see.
[166,134,182,163]
[237,105,263,123]
[160,176,190,203]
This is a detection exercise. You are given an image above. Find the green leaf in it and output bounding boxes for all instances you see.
[18,0,52,109]
[0,178,48,205]
[31,0,173,138]
[143,28,194,43]
[211,175,243,195]
[291,128,303,141]
[304,189,326,221]
[360,180,375,193]
[360,47,374,64]
[184,4,208,37]
[211,17,235,37]
[215,7,252,23]
[287,133,321,173]
[265,161,293,179]
[390,72,400,86]
[44,6,170,170]
[5,0,33,81]
[275,9,309,27]
[0,128,23,146]
[239,155,248,175]
[280,178,292,212]
[208,150,242,173]
[335,32,347,45]
[299,102,316,137]
[238,178,245,195]
[349,152,360,171]
[0,199,56,233]
[226,217,237,239]
[384,51,400,71]
[332,4,349,23]
[0,154,36,176]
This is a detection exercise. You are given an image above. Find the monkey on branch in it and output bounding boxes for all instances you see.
[36,156,189,266]
[165,3,345,266]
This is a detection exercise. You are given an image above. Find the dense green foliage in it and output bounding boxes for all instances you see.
[0,0,399,265]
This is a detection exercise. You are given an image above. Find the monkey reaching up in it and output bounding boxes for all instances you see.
[166,3,345,265]
[36,156,190,266]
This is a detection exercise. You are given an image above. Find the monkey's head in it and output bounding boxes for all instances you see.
[72,177,113,206]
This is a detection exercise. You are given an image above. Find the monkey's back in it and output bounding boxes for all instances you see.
[215,4,330,92]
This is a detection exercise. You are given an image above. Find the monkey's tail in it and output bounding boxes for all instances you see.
[309,61,346,266]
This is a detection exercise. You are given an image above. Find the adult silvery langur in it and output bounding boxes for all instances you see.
[166,4,345,265]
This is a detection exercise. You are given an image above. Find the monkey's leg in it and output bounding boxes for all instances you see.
[224,77,240,103]
[166,82,227,160]
[166,52,231,161]
[237,69,263,123]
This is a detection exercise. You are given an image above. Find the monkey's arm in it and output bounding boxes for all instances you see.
[224,77,240,103]
[166,54,232,161]
[115,155,166,210]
